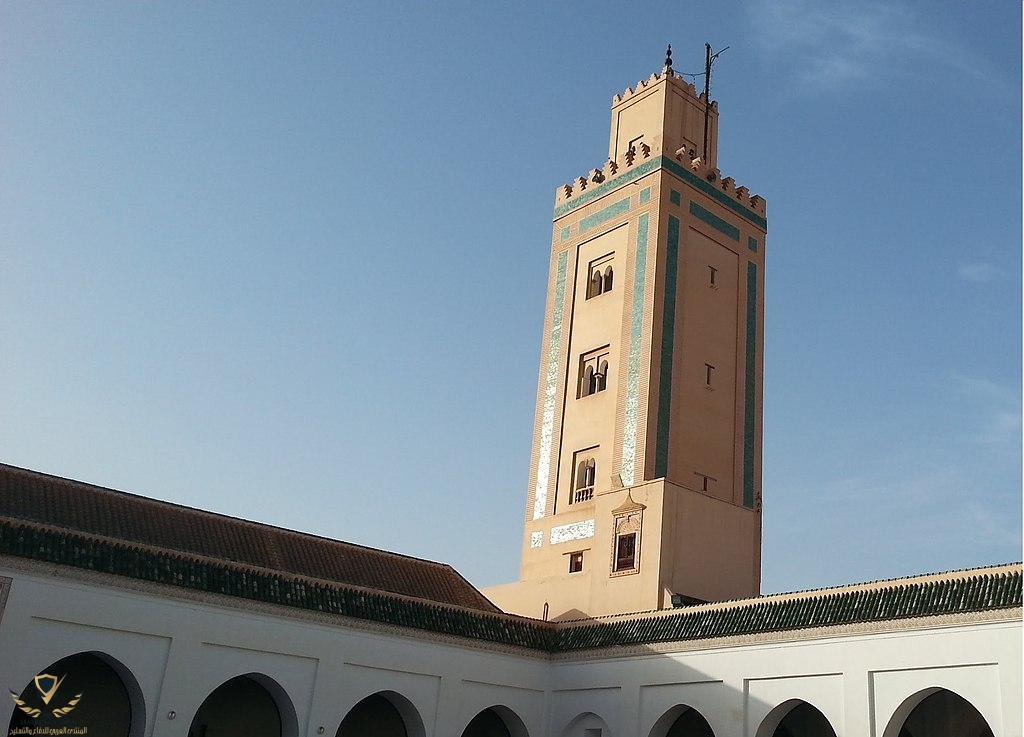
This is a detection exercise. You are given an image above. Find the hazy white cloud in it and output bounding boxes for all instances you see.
[749,0,1004,93]
[772,461,1020,563]
[947,373,1022,446]
[977,410,1023,446]
[950,373,1014,402]
[961,501,1022,549]
[957,262,1010,283]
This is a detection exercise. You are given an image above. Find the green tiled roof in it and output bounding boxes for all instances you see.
[553,570,1022,651]
[2,517,1019,654]
[0,464,1019,654]
[0,519,553,651]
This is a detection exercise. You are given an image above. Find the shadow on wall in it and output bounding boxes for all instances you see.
[4,648,1000,737]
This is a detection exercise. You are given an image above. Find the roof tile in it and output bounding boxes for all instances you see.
[0,464,497,613]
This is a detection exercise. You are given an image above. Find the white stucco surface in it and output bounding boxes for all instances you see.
[0,560,1018,737]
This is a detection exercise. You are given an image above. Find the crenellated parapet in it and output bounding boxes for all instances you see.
[611,70,712,109]
[554,135,766,218]
[687,158,767,216]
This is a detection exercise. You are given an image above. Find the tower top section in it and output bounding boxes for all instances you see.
[609,63,718,170]
[555,54,765,221]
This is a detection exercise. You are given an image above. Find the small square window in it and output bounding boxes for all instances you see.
[695,472,716,492]
[568,551,584,573]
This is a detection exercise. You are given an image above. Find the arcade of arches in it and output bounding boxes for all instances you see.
[6,653,999,737]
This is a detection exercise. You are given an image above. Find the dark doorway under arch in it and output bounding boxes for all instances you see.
[336,693,409,737]
[771,702,837,737]
[8,651,136,737]
[462,705,528,737]
[463,708,511,737]
[664,706,715,736]
[895,689,993,737]
[189,675,282,737]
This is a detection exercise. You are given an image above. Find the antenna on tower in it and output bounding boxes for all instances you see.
[702,43,729,165]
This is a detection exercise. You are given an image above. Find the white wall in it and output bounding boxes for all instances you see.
[0,567,549,737]
[1,564,1019,737]
[550,619,1020,737]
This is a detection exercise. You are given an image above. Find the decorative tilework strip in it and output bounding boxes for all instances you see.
[554,569,1022,651]
[689,201,740,241]
[549,519,595,545]
[554,158,660,218]
[580,197,631,234]
[620,213,649,486]
[0,520,1017,652]
[561,226,571,241]
[748,236,758,252]
[534,250,569,520]
[530,532,543,548]
[655,216,681,478]
[670,190,681,206]
[662,157,766,229]
[743,261,757,508]
[639,187,651,204]
[554,155,767,231]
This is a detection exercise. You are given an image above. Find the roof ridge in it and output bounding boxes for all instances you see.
[759,562,1024,599]
[0,463,461,571]
[0,516,507,620]
[0,519,545,647]
[556,562,1024,626]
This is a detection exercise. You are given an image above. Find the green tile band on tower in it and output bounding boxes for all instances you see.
[655,215,681,479]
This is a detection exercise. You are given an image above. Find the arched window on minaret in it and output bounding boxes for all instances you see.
[579,349,610,398]
[573,458,596,504]
[595,360,608,393]
[587,255,614,299]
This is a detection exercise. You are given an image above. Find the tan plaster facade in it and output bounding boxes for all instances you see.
[485,64,767,620]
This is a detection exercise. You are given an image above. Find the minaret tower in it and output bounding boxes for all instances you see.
[485,49,767,620]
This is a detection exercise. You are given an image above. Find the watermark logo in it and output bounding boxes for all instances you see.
[9,673,82,719]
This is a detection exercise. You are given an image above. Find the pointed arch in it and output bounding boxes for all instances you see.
[755,699,837,737]
[189,673,299,737]
[882,688,993,737]
[7,651,146,737]
[461,705,529,737]
[337,690,425,737]
[649,704,716,737]
[560,711,611,737]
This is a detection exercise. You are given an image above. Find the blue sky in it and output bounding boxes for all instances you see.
[1,2,1019,595]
